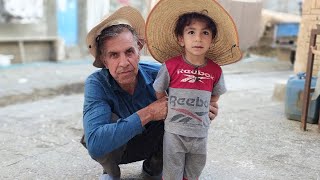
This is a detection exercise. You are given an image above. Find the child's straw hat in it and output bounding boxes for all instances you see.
[146,0,242,65]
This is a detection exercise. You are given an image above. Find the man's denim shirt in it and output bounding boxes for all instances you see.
[83,62,160,159]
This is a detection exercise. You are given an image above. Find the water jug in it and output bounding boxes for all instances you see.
[285,72,319,124]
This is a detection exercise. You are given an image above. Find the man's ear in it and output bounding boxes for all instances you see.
[138,39,145,50]
[100,57,108,68]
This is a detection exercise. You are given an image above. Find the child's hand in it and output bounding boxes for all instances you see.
[209,100,218,120]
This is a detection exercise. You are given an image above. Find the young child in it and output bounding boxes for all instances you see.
[146,0,242,179]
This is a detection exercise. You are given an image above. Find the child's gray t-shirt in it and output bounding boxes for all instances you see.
[153,55,226,137]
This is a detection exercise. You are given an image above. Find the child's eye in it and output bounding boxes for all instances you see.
[187,31,195,35]
[203,31,210,35]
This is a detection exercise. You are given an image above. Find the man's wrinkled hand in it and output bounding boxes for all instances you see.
[149,96,168,121]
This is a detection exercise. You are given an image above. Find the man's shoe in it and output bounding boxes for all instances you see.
[142,165,162,180]
[99,174,120,180]
[142,158,162,179]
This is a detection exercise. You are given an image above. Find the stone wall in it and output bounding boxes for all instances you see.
[294,0,320,76]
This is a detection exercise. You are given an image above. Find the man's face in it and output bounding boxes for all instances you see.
[101,30,140,87]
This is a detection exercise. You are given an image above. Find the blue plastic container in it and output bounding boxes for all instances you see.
[275,23,299,38]
[285,73,319,124]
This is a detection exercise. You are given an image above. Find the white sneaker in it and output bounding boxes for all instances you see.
[99,174,120,180]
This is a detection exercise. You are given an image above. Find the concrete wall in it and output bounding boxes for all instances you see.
[65,0,87,59]
[0,0,56,38]
[0,0,58,63]
[294,0,320,76]
[78,0,87,57]
[0,0,88,63]
[261,0,302,15]
[221,0,263,51]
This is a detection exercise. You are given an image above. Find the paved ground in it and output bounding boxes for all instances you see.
[0,55,320,180]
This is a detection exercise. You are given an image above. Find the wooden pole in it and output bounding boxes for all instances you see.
[301,27,320,130]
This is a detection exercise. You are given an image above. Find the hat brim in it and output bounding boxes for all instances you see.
[86,6,145,68]
[146,0,242,66]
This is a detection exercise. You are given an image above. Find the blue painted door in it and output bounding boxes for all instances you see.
[57,0,78,46]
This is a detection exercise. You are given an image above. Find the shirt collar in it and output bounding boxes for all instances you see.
[103,64,153,92]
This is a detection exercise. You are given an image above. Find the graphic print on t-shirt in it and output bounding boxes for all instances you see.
[179,68,214,84]
[169,95,209,125]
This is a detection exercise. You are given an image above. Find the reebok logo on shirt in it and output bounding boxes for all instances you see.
[170,95,209,108]
[177,68,214,83]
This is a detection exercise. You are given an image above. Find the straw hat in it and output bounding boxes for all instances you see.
[145,0,242,66]
[86,6,145,68]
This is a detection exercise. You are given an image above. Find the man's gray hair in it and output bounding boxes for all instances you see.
[96,24,140,57]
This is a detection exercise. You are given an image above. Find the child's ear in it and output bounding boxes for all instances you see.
[178,36,184,47]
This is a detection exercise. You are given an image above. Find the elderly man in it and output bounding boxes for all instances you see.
[82,6,219,180]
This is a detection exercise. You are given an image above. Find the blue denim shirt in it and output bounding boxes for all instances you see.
[83,62,160,158]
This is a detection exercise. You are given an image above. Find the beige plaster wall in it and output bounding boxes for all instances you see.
[294,0,320,76]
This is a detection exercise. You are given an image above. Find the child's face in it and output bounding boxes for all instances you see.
[178,20,213,60]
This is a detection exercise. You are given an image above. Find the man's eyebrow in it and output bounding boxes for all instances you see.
[125,47,135,52]
[107,51,117,55]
